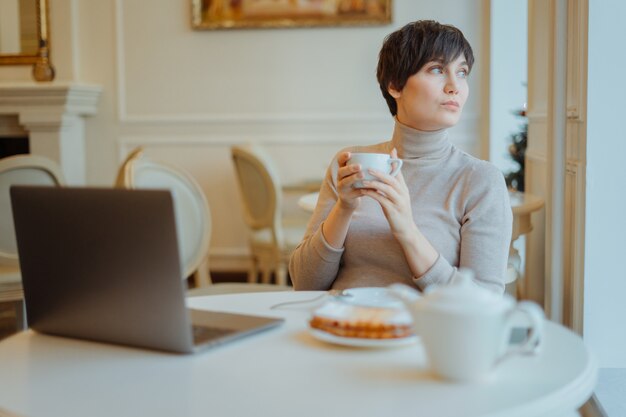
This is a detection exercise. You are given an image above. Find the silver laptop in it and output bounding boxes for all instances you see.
[10,186,284,354]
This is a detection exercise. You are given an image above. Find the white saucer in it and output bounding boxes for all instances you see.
[309,329,418,348]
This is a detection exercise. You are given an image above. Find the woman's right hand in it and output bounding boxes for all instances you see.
[336,152,364,211]
[320,151,364,249]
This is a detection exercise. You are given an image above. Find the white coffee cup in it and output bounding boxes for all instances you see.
[347,153,403,188]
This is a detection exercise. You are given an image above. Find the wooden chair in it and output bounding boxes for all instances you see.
[115,148,212,287]
[231,145,306,286]
[116,147,292,296]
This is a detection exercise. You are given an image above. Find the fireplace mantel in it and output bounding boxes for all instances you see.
[0,82,102,184]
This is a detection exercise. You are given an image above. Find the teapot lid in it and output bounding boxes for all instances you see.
[422,269,511,312]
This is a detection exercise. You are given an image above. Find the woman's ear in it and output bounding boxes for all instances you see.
[388,83,402,99]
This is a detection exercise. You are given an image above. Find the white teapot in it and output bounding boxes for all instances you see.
[389,270,544,382]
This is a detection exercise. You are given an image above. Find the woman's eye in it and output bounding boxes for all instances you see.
[429,67,443,74]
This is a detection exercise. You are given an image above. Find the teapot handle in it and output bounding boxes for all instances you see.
[498,301,544,363]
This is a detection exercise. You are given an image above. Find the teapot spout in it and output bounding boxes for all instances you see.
[387,283,422,310]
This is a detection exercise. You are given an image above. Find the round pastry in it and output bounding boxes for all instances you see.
[309,298,414,340]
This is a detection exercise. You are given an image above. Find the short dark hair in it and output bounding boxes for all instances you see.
[376,20,474,116]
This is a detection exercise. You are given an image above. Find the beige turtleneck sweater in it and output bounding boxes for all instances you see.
[289,120,513,294]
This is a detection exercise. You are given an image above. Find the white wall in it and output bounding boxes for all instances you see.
[583,0,626,367]
[1,0,486,270]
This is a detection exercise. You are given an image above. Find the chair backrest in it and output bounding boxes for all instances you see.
[231,145,283,237]
[0,155,65,265]
[116,148,211,280]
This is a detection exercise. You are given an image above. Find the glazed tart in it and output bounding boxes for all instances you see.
[308,287,414,340]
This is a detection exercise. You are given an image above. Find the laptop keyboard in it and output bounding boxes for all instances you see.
[192,325,237,345]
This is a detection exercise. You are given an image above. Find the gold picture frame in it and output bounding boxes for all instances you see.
[191,0,392,30]
[0,0,55,81]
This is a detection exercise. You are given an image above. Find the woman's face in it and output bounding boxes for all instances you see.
[389,54,470,131]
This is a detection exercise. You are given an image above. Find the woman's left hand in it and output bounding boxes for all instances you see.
[360,148,417,244]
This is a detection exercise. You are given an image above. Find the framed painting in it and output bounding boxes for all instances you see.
[191,0,392,30]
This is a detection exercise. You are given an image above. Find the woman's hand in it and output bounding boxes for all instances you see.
[335,152,365,211]
[320,151,366,249]
[360,149,417,244]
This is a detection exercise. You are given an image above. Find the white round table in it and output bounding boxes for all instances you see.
[506,191,544,296]
[0,291,596,417]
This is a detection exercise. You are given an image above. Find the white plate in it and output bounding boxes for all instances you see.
[309,328,418,348]
[308,287,416,348]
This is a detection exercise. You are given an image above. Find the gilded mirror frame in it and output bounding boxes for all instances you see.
[191,0,392,30]
[0,0,55,81]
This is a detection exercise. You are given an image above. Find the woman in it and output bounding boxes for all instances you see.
[289,20,512,294]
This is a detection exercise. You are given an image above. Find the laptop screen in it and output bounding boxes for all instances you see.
[11,186,197,352]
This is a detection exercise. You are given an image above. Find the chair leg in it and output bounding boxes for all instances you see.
[261,268,272,284]
[247,258,259,283]
[247,269,257,284]
[276,263,288,286]
[193,257,212,288]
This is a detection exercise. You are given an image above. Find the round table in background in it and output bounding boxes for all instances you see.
[297,191,319,212]
[506,191,545,297]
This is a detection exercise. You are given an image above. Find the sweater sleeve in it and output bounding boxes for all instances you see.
[289,158,345,290]
[413,162,513,294]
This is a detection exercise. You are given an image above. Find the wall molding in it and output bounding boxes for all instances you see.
[116,119,480,161]
[116,133,386,162]
[119,112,394,125]
[113,0,481,137]
[118,133,388,147]
[113,0,391,125]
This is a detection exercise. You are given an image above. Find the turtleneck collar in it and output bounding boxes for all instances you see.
[390,118,452,162]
